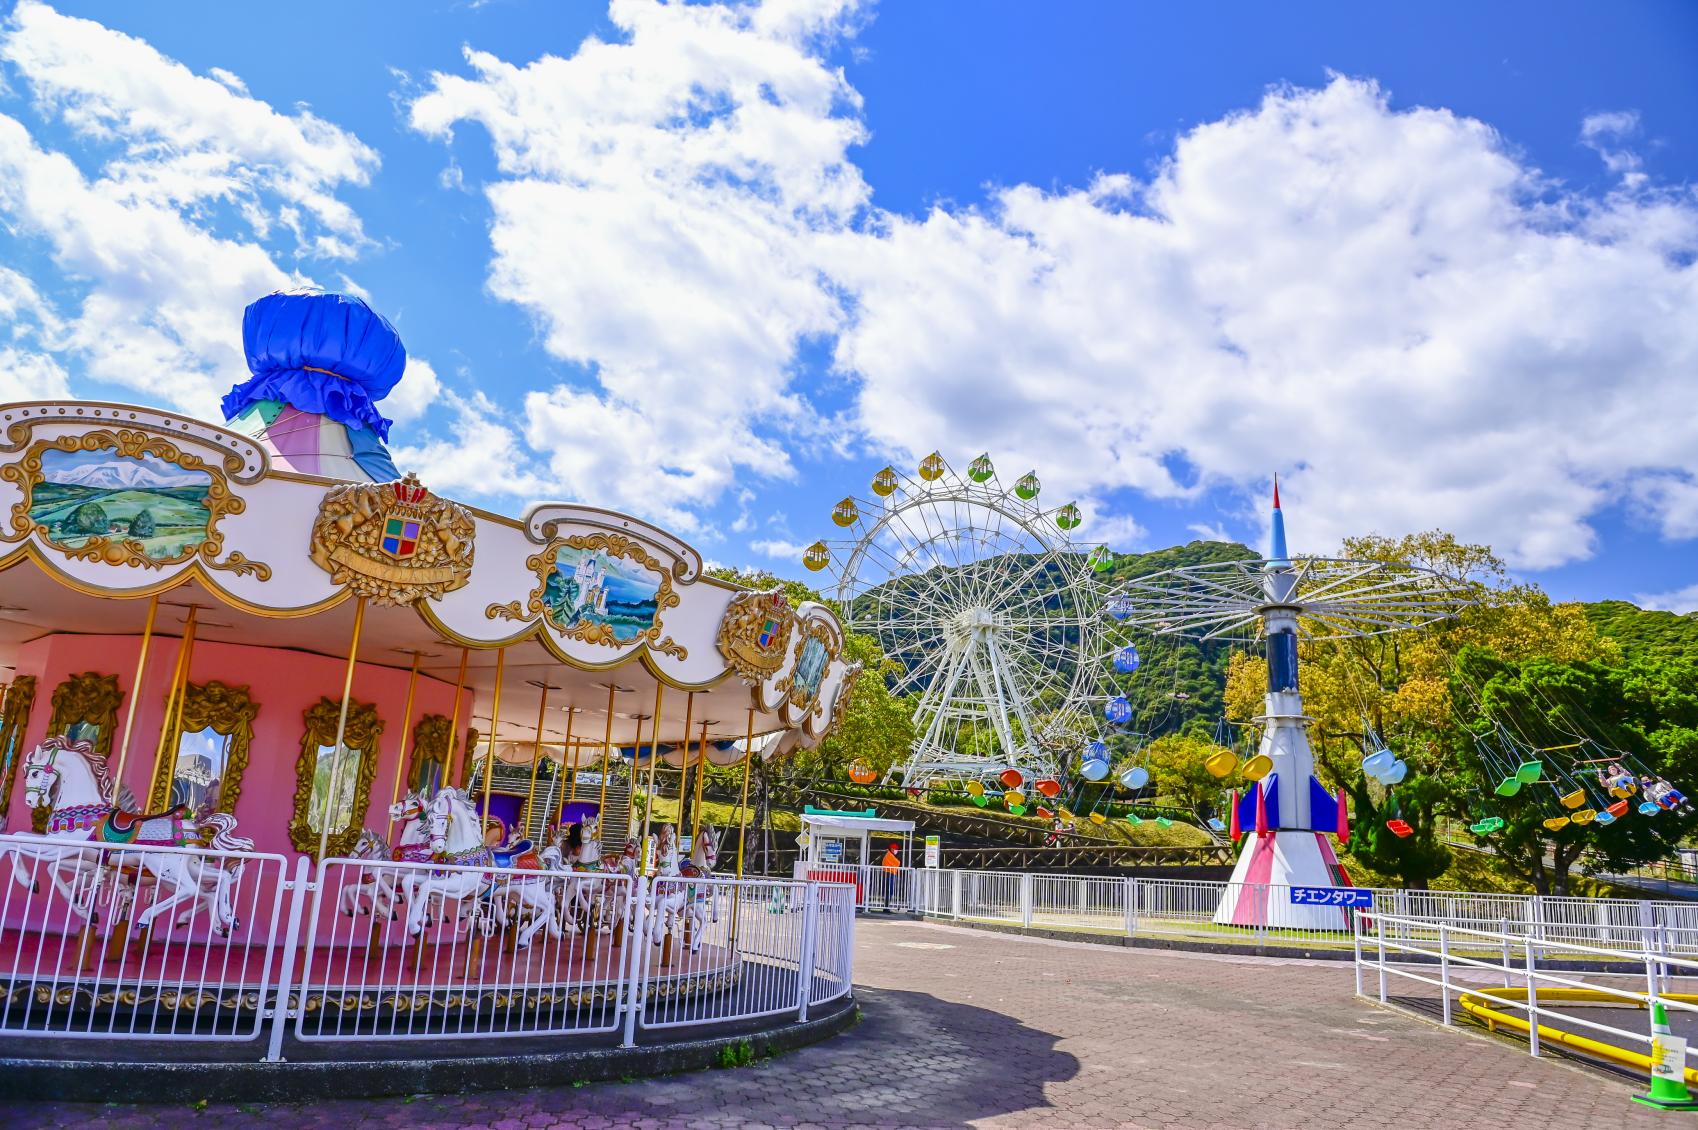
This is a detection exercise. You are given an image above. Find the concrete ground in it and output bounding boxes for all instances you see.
[13,917,1670,1129]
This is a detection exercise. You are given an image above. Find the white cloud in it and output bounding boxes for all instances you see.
[0,346,70,400]
[1581,110,1644,181]
[384,356,442,424]
[750,537,806,560]
[415,6,1698,568]
[1635,583,1698,616]
[835,78,1698,569]
[0,2,380,419]
[407,0,867,525]
[388,387,544,498]
[1187,522,1233,544]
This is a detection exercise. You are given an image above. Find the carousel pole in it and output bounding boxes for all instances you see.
[146,605,198,808]
[562,707,580,807]
[480,646,506,827]
[444,647,470,788]
[384,651,423,841]
[735,707,755,880]
[628,713,646,844]
[690,721,709,844]
[674,692,695,841]
[638,686,669,855]
[107,594,159,806]
[730,706,756,953]
[316,596,367,863]
[521,682,553,836]
[597,683,615,829]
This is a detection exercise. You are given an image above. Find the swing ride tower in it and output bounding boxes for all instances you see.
[1111,484,1471,928]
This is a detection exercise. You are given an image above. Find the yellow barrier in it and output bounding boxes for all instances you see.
[1457,987,1698,1084]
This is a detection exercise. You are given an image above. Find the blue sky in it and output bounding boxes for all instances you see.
[1,0,1695,608]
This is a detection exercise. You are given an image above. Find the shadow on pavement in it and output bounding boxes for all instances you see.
[11,988,1078,1130]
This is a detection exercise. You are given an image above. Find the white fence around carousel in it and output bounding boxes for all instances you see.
[902,868,1698,952]
[0,833,855,1060]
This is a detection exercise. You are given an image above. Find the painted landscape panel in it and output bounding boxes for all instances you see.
[29,448,212,561]
[794,636,829,705]
[541,544,662,643]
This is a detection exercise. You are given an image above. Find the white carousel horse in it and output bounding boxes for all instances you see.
[678,824,721,952]
[406,787,560,949]
[13,737,253,935]
[550,817,642,932]
[646,823,687,945]
[338,789,434,920]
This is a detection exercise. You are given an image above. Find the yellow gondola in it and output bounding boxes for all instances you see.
[802,540,831,572]
[871,466,899,496]
[831,496,859,527]
[919,452,946,481]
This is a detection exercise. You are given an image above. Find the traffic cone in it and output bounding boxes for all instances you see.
[1634,999,1698,1110]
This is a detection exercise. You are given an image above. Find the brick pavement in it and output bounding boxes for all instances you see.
[13,918,1668,1129]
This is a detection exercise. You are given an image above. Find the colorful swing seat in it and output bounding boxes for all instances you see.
[1515,761,1544,784]
[1243,754,1273,781]
[1495,777,1523,797]
[1542,816,1571,831]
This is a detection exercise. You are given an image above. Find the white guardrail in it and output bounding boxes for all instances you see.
[899,867,1698,951]
[1356,910,1698,1074]
[0,834,854,1059]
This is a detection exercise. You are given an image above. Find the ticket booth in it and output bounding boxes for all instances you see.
[795,806,916,907]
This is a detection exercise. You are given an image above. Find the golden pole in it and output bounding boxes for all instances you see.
[638,684,666,869]
[674,691,694,843]
[521,683,551,835]
[597,683,615,829]
[562,706,579,807]
[627,713,645,841]
[108,594,159,806]
[147,605,198,809]
[690,721,709,843]
[444,647,469,789]
[480,646,506,828]
[316,596,368,862]
[384,651,422,841]
[735,707,755,880]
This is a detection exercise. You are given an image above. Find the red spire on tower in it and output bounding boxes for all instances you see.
[1272,473,1280,510]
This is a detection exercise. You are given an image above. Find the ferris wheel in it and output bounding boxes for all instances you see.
[804,452,1121,788]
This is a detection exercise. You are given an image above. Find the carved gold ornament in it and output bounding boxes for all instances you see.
[288,697,384,856]
[487,530,685,660]
[716,589,796,682]
[1,428,268,578]
[308,474,475,607]
[0,676,38,821]
[148,680,258,815]
[48,672,121,757]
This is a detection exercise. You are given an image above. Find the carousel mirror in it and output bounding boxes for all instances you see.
[0,676,38,820]
[47,671,121,756]
[148,681,257,817]
[288,697,383,856]
[406,713,453,795]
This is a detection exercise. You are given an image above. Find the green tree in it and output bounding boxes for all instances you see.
[69,501,108,534]
[1455,649,1698,894]
[129,507,156,538]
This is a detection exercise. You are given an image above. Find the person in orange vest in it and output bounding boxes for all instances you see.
[878,843,901,912]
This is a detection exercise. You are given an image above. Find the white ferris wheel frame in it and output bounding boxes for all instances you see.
[813,457,1116,786]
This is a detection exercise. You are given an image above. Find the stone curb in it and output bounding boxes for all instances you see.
[0,997,858,1104]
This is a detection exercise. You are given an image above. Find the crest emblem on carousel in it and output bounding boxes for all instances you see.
[716,589,796,681]
[309,473,475,605]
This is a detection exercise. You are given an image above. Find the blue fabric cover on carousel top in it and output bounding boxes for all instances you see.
[222,292,406,440]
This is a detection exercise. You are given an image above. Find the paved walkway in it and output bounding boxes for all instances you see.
[15,918,1666,1129]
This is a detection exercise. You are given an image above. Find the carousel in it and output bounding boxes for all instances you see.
[0,294,860,1068]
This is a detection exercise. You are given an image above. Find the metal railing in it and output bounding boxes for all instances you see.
[912,867,1698,951]
[0,833,855,1059]
[0,834,290,1042]
[793,861,923,912]
[1356,910,1698,1074]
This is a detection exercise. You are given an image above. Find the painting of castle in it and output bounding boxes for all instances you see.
[29,449,213,562]
[540,545,662,642]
